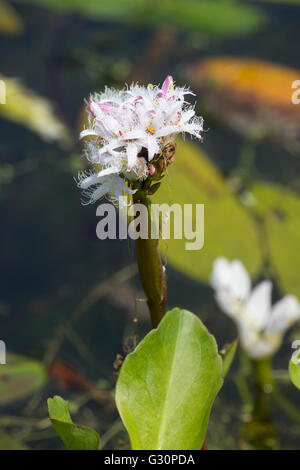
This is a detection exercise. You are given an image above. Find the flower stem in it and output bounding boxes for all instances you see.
[251,357,274,421]
[252,357,274,393]
[133,191,167,328]
[242,357,277,449]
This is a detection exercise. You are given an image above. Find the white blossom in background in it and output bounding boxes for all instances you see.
[210,257,300,359]
[77,75,203,205]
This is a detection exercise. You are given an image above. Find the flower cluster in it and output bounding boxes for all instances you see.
[210,257,300,359]
[77,75,203,206]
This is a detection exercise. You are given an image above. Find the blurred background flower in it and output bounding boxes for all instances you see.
[211,257,300,359]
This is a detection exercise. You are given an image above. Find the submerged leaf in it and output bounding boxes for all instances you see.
[116,308,223,450]
[0,432,28,450]
[0,0,23,35]
[0,354,47,405]
[48,396,100,450]
[0,74,71,145]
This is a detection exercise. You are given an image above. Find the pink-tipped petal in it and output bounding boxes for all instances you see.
[88,100,95,116]
[149,164,155,176]
[161,75,173,96]
[98,103,113,114]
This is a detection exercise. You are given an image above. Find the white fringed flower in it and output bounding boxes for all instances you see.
[78,75,203,205]
[76,171,136,207]
[210,257,300,359]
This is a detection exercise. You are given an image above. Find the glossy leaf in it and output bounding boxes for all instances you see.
[48,395,100,450]
[116,308,223,450]
[152,138,262,283]
[251,182,300,299]
[0,354,47,405]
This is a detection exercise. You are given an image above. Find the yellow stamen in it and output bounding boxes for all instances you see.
[146,126,155,134]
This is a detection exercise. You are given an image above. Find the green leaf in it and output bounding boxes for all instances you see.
[116,308,223,450]
[48,396,100,450]
[0,354,47,405]
[0,0,23,35]
[147,182,161,195]
[160,0,266,36]
[248,0,300,4]
[0,74,71,146]
[48,395,73,423]
[152,139,262,283]
[14,0,132,19]
[289,356,300,390]
[251,182,300,299]
[220,340,238,378]
[0,432,28,450]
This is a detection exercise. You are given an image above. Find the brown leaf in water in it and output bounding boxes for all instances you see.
[49,359,116,412]
[187,57,300,153]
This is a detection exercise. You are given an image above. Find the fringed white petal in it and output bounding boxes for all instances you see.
[79,128,98,139]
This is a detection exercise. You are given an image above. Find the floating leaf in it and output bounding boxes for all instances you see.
[0,432,28,450]
[0,74,71,146]
[152,139,262,283]
[251,181,300,299]
[0,0,23,35]
[116,308,223,450]
[289,357,300,390]
[249,0,300,4]
[188,58,300,151]
[48,395,100,450]
[0,354,47,405]
[14,0,132,19]
[220,340,238,378]
[14,0,265,35]
[159,0,266,36]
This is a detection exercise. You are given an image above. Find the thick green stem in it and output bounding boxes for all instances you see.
[251,357,274,422]
[242,357,277,449]
[252,357,274,392]
[133,191,167,328]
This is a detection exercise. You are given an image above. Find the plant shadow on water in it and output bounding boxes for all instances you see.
[0,0,300,450]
